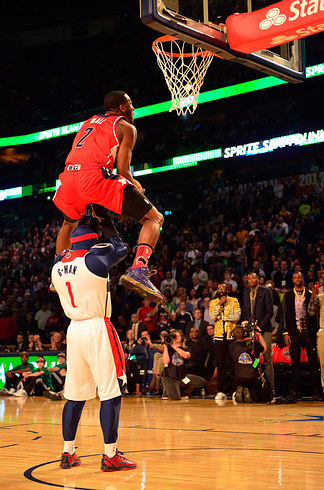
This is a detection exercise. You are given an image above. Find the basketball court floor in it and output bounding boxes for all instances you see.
[1,395,324,489]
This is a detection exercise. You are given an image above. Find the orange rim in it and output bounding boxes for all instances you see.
[152,35,213,58]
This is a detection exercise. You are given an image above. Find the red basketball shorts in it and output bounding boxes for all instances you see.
[53,164,133,221]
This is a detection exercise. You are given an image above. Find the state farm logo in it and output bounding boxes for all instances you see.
[259,8,287,29]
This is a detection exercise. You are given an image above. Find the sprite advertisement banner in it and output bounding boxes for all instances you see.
[0,354,60,389]
[226,0,324,54]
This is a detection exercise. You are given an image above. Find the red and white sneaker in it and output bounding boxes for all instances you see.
[101,450,137,472]
[60,452,81,469]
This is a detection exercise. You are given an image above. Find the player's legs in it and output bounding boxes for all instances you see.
[99,396,137,471]
[100,396,121,453]
[56,217,78,255]
[60,400,85,468]
[120,186,164,303]
[135,205,164,263]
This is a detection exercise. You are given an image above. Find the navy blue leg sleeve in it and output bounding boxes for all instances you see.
[62,400,86,441]
[99,396,121,444]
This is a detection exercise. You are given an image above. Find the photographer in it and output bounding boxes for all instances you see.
[162,329,204,400]
[230,325,272,403]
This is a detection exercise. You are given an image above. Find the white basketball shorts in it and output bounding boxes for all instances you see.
[64,317,126,401]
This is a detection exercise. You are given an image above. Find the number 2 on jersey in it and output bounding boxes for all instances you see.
[75,127,94,148]
[66,281,77,308]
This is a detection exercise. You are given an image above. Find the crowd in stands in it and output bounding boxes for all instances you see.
[0,176,323,401]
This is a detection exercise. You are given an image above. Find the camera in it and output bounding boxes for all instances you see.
[162,332,176,345]
[243,321,257,339]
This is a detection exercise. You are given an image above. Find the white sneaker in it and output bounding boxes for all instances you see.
[0,388,9,395]
[215,392,226,400]
[13,389,28,397]
[215,392,227,406]
[8,388,15,395]
[232,392,238,406]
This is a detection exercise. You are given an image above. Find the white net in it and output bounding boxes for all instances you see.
[152,35,214,116]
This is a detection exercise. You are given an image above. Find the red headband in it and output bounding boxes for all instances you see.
[70,232,98,243]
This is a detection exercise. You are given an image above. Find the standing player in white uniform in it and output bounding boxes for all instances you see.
[52,224,136,471]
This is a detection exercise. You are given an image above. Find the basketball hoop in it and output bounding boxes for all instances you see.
[152,35,214,116]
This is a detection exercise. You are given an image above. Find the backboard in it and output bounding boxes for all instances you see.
[140,0,305,82]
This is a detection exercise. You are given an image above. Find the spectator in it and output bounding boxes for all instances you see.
[124,348,141,396]
[192,263,208,287]
[235,223,249,246]
[160,270,178,296]
[14,332,29,352]
[137,330,163,392]
[14,356,54,397]
[46,352,67,399]
[125,329,137,351]
[200,297,214,325]
[17,310,39,336]
[172,300,193,334]
[0,351,35,395]
[137,299,157,339]
[0,306,17,345]
[273,260,293,291]
[28,334,44,351]
[242,272,275,395]
[47,309,62,335]
[35,302,52,340]
[143,330,167,395]
[152,299,173,334]
[128,313,147,341]
[186,327,213,379]
[209,282,241,398]
[188,288,200,310]
[224,270,238,293]
[50,331,66,351]
[191,277,203,299]
[280,272,322,401]
[185,307,209,339]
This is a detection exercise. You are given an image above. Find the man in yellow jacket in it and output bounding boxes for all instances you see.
[209,283,241,399]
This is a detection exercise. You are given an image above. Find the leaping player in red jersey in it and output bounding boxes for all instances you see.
[53,91,164,303]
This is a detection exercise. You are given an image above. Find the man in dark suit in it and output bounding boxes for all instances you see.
[242,273,274,394]
[273,260,293,291]
[185,308,209,340]
[129,313,147,341]
[281,272,321,400]
[14,332,29,352]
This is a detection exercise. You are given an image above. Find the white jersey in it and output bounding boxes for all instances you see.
[51,249,111,321]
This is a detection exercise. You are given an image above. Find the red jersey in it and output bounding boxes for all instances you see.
[66,115,124,171]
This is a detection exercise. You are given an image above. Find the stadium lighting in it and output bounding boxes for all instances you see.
[0,126,323,202]
[0,63,323,148]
